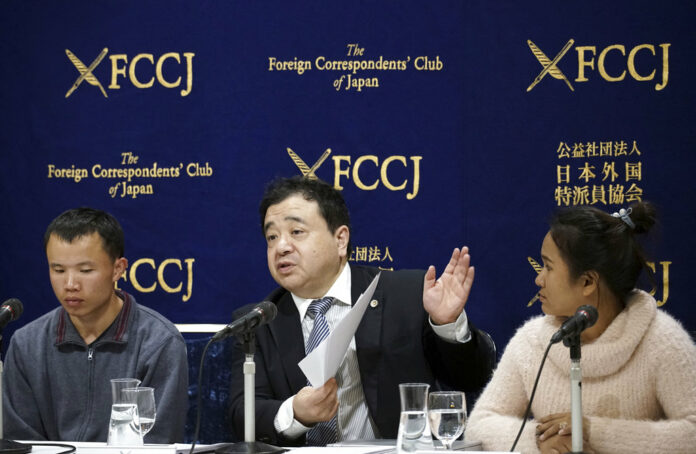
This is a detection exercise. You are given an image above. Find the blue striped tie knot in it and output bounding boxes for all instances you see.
[305,297,333,354]
[304,296,338,445]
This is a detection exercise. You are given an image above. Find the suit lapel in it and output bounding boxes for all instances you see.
[268,292,307,392]
[352,265,384,421]
[352,265,383,347]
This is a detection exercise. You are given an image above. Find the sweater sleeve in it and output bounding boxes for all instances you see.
[139,332,189,443]
[585,317,696,454]
[2,332,49,441]
[467,328,541,454]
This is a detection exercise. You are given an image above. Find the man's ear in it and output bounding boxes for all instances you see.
[113,257,128,282]
[335,225,350,258]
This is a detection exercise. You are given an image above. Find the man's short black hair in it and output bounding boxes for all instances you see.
[44,207,124,261]
[259,176,352,246]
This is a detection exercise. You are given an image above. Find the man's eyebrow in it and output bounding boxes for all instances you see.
[284,215,305,224]
[49,261,95,267]
[263,216,306,232]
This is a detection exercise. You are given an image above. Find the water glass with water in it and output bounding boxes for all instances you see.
[107,378,143,446]
[396,383,433,453]
[123,387,157,437]
[428,391,466,450]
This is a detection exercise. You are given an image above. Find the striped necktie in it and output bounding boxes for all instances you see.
[305,296,338,446]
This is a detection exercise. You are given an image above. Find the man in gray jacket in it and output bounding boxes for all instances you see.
[2,208,189,443]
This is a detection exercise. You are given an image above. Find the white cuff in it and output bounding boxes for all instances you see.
[429,310,471,343]
[273,395,312,439]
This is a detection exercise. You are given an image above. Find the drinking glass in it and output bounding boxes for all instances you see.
[428,391,466,450]
[123,387,157,436]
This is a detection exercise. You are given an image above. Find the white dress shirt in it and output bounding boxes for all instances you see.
[273,263,471,441]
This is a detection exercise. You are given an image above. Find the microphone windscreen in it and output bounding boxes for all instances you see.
[577,305,598,327]
[258,301,277,321]
[3,298,23,320]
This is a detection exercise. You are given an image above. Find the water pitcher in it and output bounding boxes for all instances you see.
[107,378,143,446]
[396,383,433,453]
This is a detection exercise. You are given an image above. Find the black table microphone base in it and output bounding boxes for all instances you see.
[0,440,31,454]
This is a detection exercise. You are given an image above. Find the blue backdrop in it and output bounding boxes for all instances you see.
[1,0,694,375]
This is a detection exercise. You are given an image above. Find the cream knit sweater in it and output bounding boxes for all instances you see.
[467,290,696,453]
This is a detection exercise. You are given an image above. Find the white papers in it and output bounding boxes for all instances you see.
[25,442,185,454]
[289,448,393,453]
[299,273,380,387]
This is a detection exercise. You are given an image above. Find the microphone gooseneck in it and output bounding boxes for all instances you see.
[211,301,277,342]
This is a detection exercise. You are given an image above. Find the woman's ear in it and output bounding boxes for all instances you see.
[581,270,600,296]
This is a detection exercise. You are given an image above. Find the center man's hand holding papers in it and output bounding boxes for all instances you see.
[298,273,380,387]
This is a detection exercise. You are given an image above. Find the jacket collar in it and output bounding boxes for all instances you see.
[55,290,134,347]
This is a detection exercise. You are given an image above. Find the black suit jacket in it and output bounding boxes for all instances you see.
[228,264,495,446]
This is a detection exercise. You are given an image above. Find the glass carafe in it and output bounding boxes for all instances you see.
[106,378,143,446]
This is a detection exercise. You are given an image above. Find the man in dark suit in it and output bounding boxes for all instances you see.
[229,176,495,446]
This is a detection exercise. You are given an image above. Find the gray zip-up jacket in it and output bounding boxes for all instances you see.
[2,291,189,443]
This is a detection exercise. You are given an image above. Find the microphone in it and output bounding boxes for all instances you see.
[0,298,23,330]
[550,305,598,344]
[212,301,277,342]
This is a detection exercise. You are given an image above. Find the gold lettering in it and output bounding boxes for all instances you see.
[129,53,155,88]
[627,44,655,82]
[656,43,670,91]
[381,156,407,191]
[109,54,128,89]
[647,261,671,306]
[158,258,183,293]
[407,156,422,200]
[333,155,352,190]
[598,45,626,82]
[182,258,194,302]
[181,52,194,96]
[575,46,596,82]
[129,258,156,292]
[353,155,379,190]
[156,52,182,89]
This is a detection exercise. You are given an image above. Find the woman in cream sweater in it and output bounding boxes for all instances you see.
[467,202,696,454]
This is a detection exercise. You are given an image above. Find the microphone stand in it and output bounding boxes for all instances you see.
[563,334,587,454]
[215,331,285,454]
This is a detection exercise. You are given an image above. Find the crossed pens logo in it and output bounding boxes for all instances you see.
[527,39,575,92]
[287,147,331,179]
[66,48,109,98]
[286,147,422,198]
[64,48,195,98]
[526,257,542,306]
[526,38,670,91]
